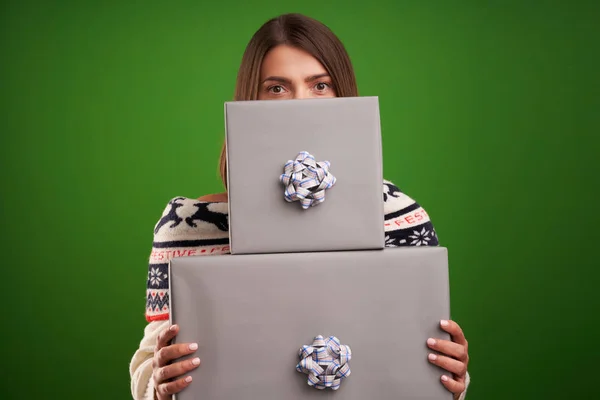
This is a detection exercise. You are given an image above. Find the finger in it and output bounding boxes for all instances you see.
[156,342,199,368]
[427,338,468,361]
[156,324,179,351]
[440,374,466,396]
[155,357,201,384]
[428,353,467,377]
[440,320,468,347]
[156,375,193,397]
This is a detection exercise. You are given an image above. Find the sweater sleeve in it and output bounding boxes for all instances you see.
[145,197,230,322]
[129,320,168,400]
[458,372,471,400]
[383,180,470,398]
[131,197,230,399]
[383,180,439,247]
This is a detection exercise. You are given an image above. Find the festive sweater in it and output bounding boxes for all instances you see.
[129,180,470,399]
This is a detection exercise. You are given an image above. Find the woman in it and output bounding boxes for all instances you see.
[130,13,470,400]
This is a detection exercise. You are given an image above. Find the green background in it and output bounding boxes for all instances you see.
[1,0,598,398]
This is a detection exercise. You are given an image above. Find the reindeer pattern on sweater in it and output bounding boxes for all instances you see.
[145,180,439,322]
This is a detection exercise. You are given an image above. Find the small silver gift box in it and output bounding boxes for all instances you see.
[224,97,385,255]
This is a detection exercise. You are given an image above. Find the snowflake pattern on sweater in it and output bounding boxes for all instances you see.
[145,180,439,322]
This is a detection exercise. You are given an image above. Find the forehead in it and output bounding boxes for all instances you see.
[260,45,328,79]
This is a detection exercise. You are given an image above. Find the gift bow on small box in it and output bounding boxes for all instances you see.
[296,335,352,390]
[279,151,337,209]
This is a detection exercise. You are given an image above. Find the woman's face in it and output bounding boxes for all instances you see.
[258,45,337,100]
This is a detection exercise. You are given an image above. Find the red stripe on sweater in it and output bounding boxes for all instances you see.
[146,313,169,322]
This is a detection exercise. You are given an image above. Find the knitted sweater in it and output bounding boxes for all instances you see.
[129,180,470,399]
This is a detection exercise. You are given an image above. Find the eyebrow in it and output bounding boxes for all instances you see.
[261,73,330,84]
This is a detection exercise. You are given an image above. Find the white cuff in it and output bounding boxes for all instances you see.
[457,371,470,400]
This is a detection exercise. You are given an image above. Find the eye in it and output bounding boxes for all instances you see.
[314,82,331,92]
[268,85,286,94]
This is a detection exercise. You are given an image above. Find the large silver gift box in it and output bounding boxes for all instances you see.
[169,246,452,400]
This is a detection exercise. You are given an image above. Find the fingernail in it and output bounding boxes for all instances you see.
[427,338,436,346]
[192,357,200,366]
[428,353,437,361]
[441,375,449,382]
[189,343,198,351]
[440,320,449,327]
[185,376,193,383]
[170,325,178,331]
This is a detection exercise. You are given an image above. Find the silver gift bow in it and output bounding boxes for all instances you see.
[279,151,336,209]
[296,335,352,390]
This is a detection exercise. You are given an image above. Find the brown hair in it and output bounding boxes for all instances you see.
[218,13,358,188]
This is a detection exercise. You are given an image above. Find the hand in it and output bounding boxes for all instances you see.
[426,320,469,399]
[152,324,201,400]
